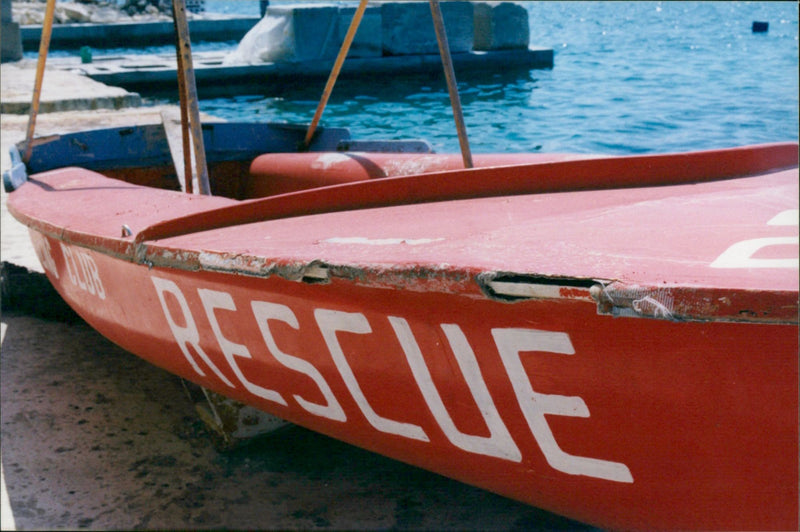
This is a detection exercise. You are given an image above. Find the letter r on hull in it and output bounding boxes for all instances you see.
[151,277,235,388]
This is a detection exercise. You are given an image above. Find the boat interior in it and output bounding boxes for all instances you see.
[16,122,439,200]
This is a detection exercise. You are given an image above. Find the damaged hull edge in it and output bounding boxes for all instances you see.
[19,215,793,325]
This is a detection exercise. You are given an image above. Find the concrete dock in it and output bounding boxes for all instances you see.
[0,32,592,532]
[63,47,552,98]
[12,4,551,98]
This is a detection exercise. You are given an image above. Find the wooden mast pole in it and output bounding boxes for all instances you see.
[303,0,369,149]
[23,0,57,164]
[172,0,211,195]
[170,0,194,193]
[429,0,473,168]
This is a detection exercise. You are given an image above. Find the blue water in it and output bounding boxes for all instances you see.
[76,1,790,154]
[195,1,798,155]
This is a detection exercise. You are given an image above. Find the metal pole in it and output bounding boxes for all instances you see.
[23,0,57,164]
[172,0,211,195]
[429,0,473,168]
[303,0,369,149]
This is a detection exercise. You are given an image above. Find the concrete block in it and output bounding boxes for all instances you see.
[291,5,340,61]
[339,6,382,58]
[225,4,382,64]
[1,0,22,62]
[474,2,529,51]
[381,1,473,56]
[1,21,23,62]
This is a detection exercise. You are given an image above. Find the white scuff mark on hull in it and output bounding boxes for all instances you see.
[323,237,445,246]
[312,153,352,170]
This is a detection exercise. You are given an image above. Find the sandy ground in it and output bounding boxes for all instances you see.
[2,311,597,531]
[0,78,598,530]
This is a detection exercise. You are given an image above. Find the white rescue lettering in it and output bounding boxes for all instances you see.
[151,276,633,483]
[391,317,522,461]
[151,277,234,387]
[32,234,59,279]
[199,289,287,406]
[492,328,633,483]
[251,301,346,422]
[315,309,429,442]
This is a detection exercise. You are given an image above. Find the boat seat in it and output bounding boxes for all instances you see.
[246,152,592,198]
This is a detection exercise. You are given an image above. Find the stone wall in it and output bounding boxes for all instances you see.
[474,1,529,51]
[10,0,196,25]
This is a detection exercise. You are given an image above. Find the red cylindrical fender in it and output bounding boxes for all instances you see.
[246,152,592,198]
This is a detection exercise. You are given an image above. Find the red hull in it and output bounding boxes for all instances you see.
[7,144,799,530]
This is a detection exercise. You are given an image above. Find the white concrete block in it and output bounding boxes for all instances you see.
[381,1,473,56]
[225,4,339,64]
[225,4,384,64]
[474,2,529,51]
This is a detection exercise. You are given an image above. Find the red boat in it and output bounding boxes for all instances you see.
[5,0,798,528]
[4,128,798,530]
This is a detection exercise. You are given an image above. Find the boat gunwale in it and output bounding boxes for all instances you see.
[132,141,799,246]
[12,141,798,266]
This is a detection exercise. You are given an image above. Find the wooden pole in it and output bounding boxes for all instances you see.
[170,1,194,193]
[172,0,211,195]
[429,0,473,168]
[23,0,57,164]
[303,0,369,149]
[169,3,194,193]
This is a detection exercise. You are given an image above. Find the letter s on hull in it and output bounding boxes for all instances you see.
[251,301,346,422]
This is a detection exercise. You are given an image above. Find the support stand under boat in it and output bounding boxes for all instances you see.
[180,380,292,451]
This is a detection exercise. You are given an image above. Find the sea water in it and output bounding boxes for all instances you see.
[195,1,798,155]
